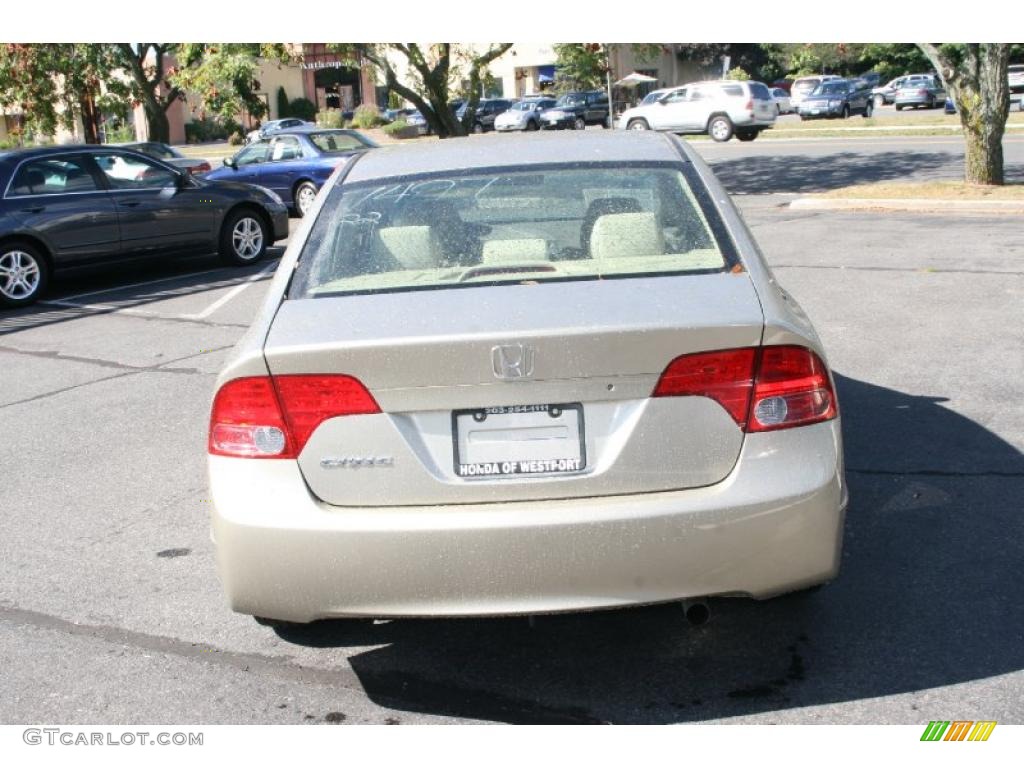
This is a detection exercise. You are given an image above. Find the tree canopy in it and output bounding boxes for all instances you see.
[329,44,513,138]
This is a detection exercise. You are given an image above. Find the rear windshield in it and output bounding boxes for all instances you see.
[792,78,821,93]
[309,131,374,153]
[748,82,771,100]
[291,164,727,298]
[814,82,848,95]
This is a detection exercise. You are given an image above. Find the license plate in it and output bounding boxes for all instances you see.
[452,403,586,478]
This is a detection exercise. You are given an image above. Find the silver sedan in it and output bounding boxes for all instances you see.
[208,132,847,624]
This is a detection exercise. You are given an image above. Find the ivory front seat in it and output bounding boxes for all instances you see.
[378,226,441,269]
[589,212,665,260]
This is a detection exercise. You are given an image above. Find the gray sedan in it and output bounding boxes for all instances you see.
[208,132,846,625]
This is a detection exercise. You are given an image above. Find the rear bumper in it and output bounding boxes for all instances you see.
[895,96,935,106]
[210,420,847,622]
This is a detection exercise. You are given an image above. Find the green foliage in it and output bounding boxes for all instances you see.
[104,124,135,143]
[276,86,290,118]
[727,67,751,81]
[382,118,412,137]
[329,43,513,138]
[553,43,608,91]
[172,44,273,125]
[351,104,382,129]
[387,90,403,110]
[316,108,344,129]
[289,97,317,122]
[184,117,231,143]
[0,44,129,141]
[856,44,933,82]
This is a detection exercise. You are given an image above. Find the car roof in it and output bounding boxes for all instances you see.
[344,132,685,183]
[0,144,146,162]
[273,126,367,138]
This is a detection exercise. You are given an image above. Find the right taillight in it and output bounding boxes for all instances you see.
[748,346,837,432]
[653,345,837,432]
[208,374,380,458]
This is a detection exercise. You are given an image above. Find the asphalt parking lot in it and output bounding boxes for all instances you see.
[1,134,1021,725]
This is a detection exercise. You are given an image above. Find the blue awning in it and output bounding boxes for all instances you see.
[537,65,555,83]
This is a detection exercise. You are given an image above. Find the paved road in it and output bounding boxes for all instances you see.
[1,135,1021,725]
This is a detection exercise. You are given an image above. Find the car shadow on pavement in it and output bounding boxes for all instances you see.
[710,151,969,195]
[274,373,1024,724]
[0,250,284,336]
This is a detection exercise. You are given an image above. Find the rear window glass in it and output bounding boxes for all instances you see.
[814,82,848,95]
[792,78,820,93]
[748,83,771,100]
[291,165,726,298]
[309,132,371,153]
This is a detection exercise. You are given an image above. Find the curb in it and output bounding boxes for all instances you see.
[789,197,1024,214]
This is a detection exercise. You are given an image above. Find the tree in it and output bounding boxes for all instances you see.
[552,43,607,91]
[276,86,290,118]
[917,44,1011,185]
[674,44,784,82]
[330,44,513,138]
[111,44,184,143]
[170,44,292,128]
[0,44,128,144]
[552,44,666,93]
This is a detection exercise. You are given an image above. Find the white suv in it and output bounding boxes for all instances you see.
[616,80,777,142]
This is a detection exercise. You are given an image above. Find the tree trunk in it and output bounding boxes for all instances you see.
[78,91,100,144]
[143,97,170,143]
[917,43,1009,185]
[959,88,1005,185]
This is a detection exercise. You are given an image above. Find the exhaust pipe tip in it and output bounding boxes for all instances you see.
[681,599,711,626]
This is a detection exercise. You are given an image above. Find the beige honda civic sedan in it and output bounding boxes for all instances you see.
[208,131,846,625]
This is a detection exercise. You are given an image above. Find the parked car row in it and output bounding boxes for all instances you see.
[204,126,378,217]
[0,145,290,307]
[798,79,874,120]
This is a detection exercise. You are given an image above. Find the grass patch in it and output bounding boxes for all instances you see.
[819,181,1024,200]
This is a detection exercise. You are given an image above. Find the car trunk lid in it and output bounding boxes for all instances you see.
[264,273,765,506]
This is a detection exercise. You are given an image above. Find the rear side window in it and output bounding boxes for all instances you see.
[721,85,744,97]
[309,132,370,154]
[94,153,177,189]
[291,164,727,298]
[748,83,771,100]
[9,157,99,196]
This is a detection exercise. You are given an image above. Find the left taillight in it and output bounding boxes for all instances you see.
[208,375,380,458]
[193,162,211,173]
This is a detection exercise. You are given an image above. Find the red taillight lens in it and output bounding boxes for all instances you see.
[748,346,836,432]
[745,99,753,110]
[653,349,757,426]
[273,374,380,452]
[209,377,291,458]
[208,375,379,458]
[653,346,837,432]
[193,162,211,173]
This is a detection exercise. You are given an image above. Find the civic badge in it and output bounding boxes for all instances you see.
[492,344,535,380]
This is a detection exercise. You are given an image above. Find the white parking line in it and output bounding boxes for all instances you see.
[55,268,226,302]
[40,299,171,318]
[183,261,278,320]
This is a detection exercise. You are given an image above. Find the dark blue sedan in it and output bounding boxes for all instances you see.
[203,127,378,217]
